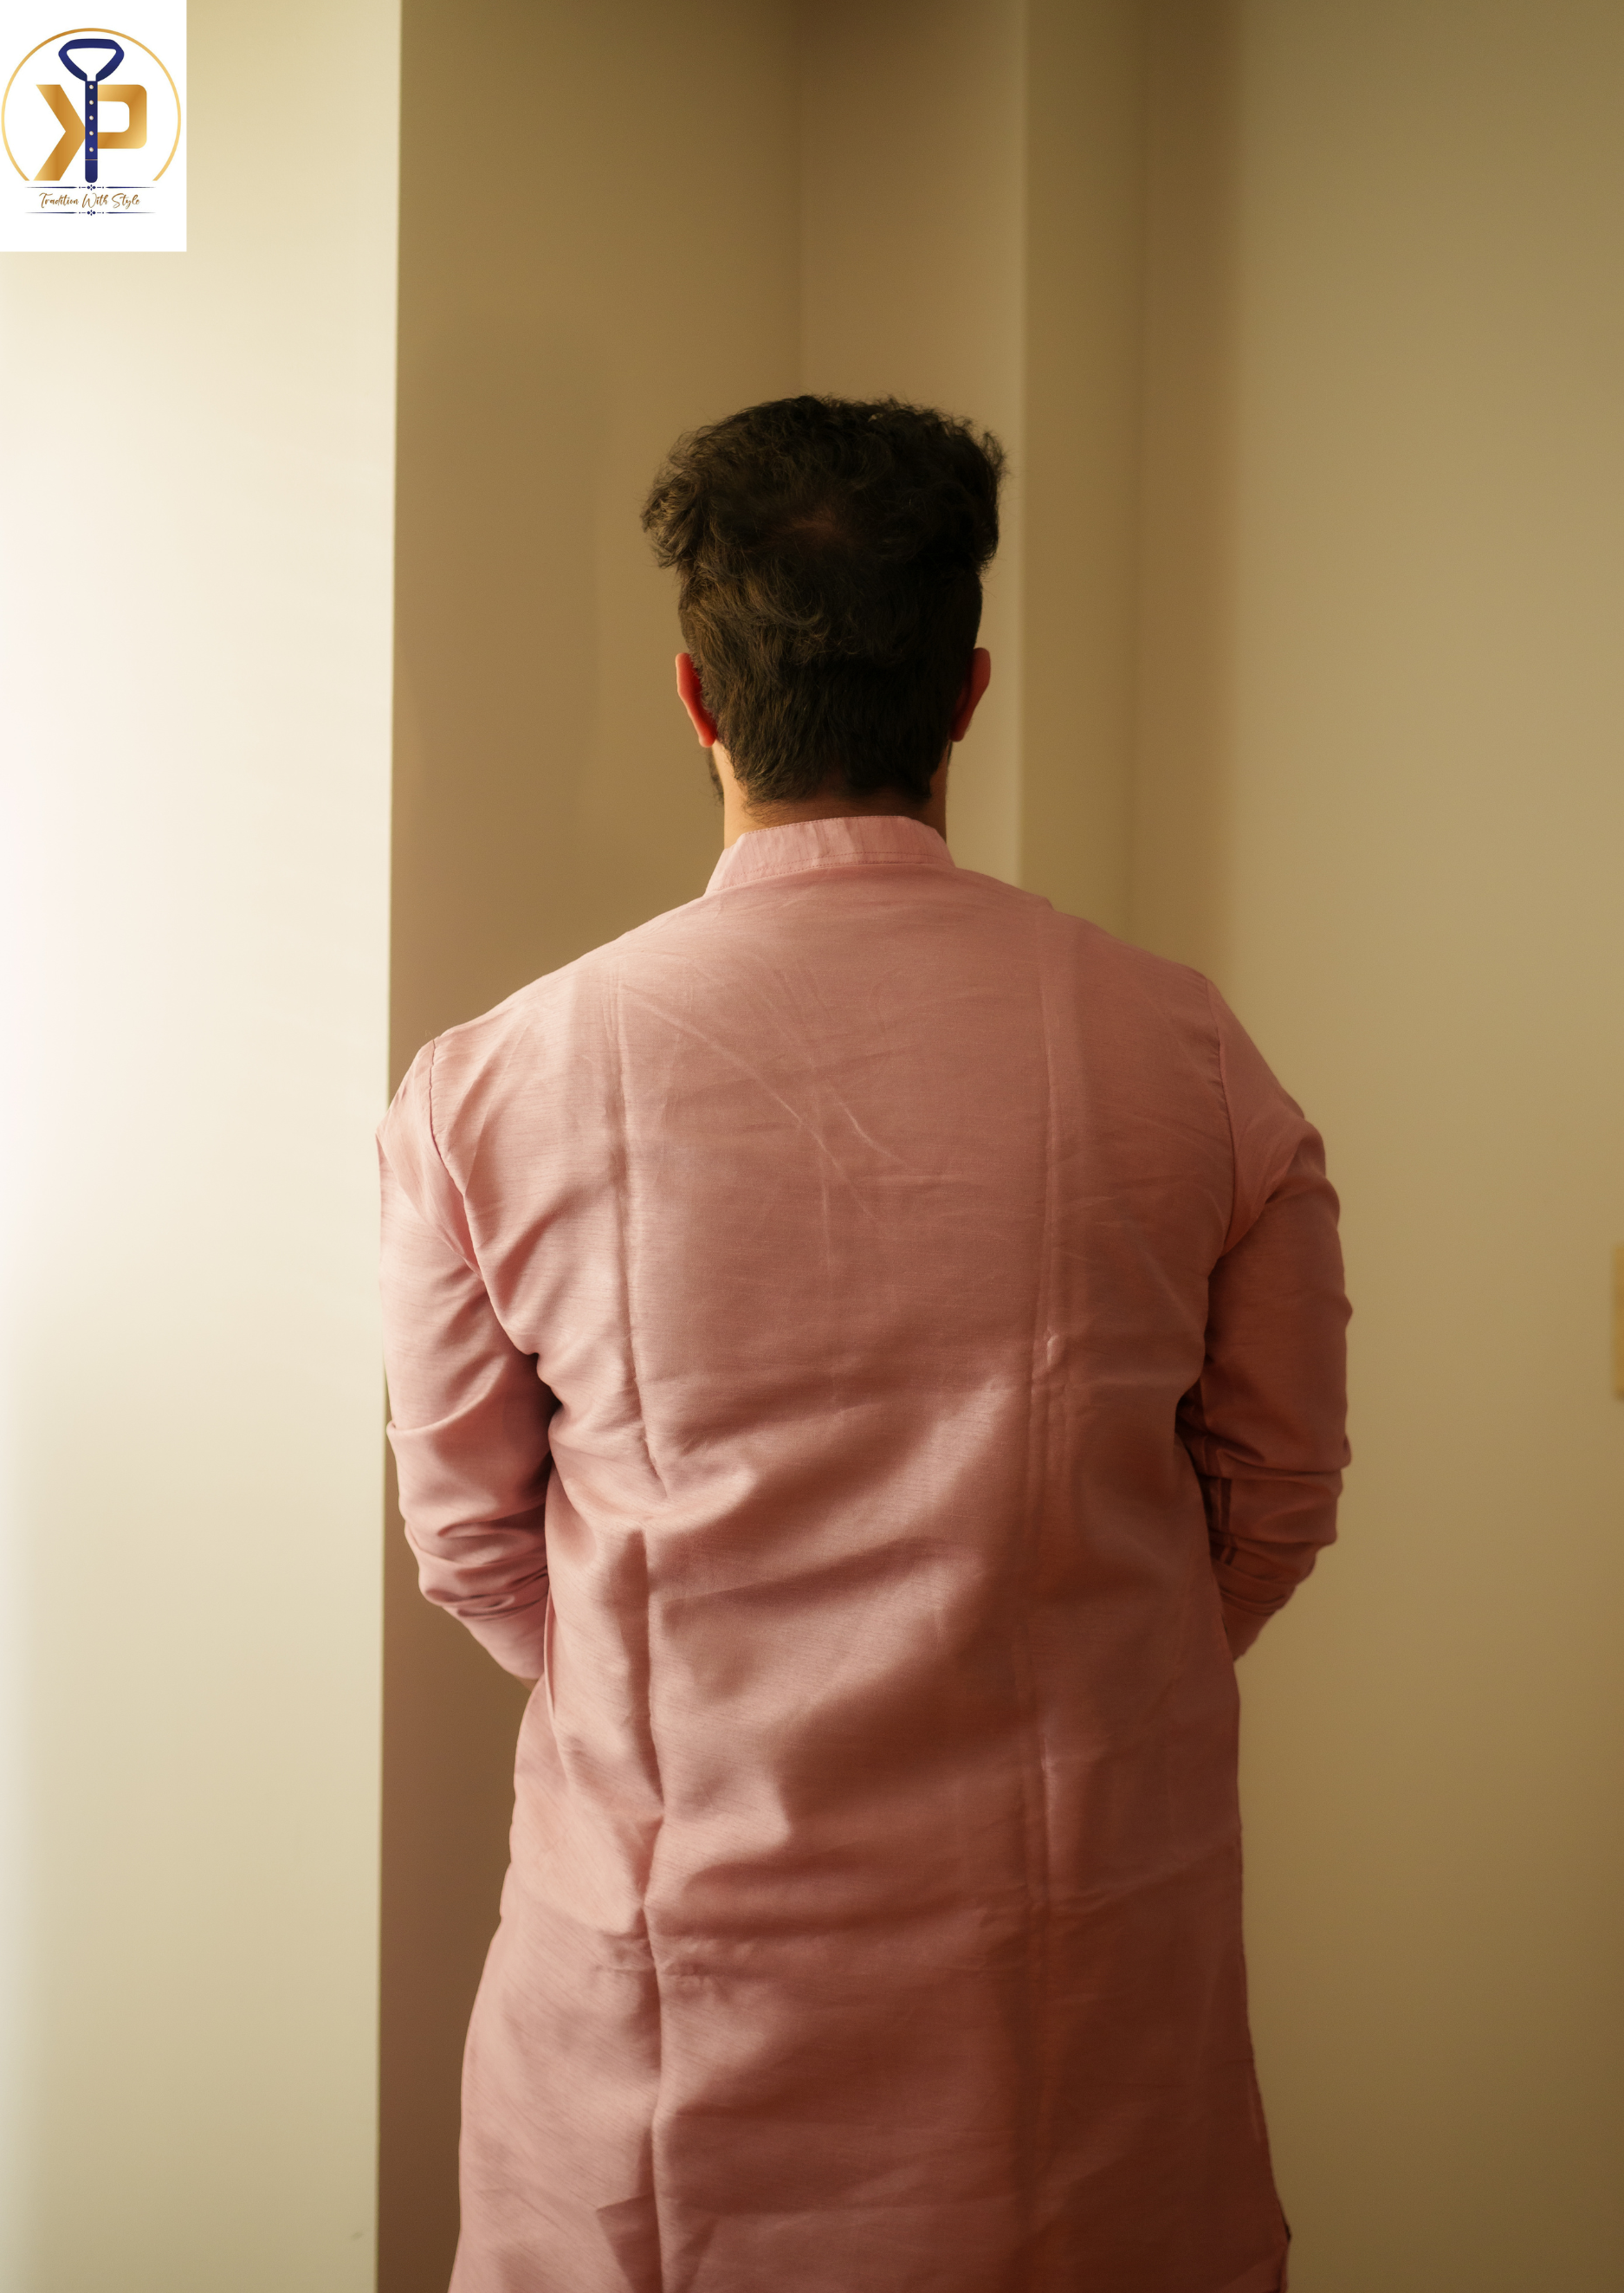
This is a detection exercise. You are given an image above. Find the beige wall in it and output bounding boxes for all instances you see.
[1142,4,1624,2284]
[385,0,1624,2285]
[0,3,398,2287]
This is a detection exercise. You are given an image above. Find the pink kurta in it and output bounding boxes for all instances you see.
[379,813,1349,2293]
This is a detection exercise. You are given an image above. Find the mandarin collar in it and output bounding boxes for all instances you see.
[704,813,956,897]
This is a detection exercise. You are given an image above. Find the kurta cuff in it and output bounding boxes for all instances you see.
[460,1595,549,1681]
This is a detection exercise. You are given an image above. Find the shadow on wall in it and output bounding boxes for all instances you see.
[390,311,609,1072]
[1131,0,1240,986]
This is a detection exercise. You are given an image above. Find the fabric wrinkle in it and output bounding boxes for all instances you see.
[377,812,1344,2293]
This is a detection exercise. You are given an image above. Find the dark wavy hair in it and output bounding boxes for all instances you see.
[641,395,1005,806]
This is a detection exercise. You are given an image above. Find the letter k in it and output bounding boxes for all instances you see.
[36,85,85,182]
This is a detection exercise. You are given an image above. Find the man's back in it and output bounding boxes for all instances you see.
[380,812,1348,2293]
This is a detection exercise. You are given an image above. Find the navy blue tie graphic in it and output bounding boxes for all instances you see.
[59,39,125,185]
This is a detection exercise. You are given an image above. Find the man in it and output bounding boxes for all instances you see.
[379,395,1349,2293]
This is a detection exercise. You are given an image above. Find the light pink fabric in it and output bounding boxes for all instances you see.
[379,814,1349,2293]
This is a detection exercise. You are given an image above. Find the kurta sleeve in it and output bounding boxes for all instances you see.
[1177,984,1352,1659]
[379,1042,555,1679]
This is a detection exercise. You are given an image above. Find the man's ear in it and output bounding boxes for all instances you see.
[676,653,719,747]
[950,648,993,743]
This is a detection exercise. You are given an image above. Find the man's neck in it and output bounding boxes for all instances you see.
[718,744,948,849]
[722,787,942,849]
